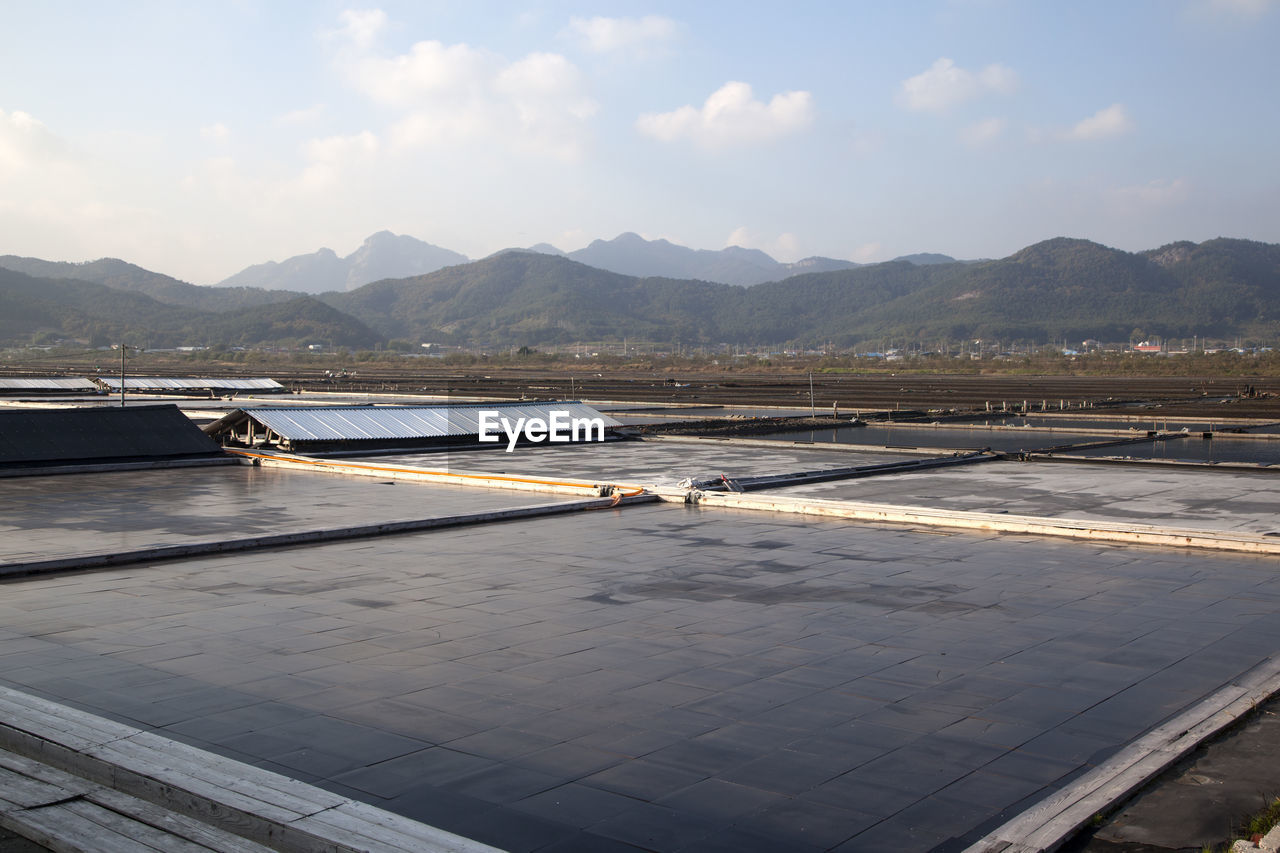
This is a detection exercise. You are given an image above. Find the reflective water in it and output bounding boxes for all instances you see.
[757,425,1112,453]
[951,415,1264,433]
[1065,436,1280,465]
[758,423,1280,463]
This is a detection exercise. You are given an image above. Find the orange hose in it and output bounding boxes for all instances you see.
[227,449,647,498]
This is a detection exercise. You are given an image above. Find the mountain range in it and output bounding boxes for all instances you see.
[215,231,470,294]
[1,236,1277,350]
[212,230,950,291]
[0,266,374,349]
[553,232,870,286]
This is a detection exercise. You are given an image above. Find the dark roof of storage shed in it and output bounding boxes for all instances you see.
[0,405,223,466]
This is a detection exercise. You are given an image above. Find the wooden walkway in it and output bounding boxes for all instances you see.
[0,686,501,853]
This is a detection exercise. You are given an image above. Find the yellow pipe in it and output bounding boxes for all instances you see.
[226,449,647,498]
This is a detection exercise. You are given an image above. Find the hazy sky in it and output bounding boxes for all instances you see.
[2,0,1277,283]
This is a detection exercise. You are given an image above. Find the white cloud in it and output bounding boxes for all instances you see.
[1068,103,1134,140]
[898,57,1017,112]
[1111,177,1189,208]
[0,109,175,273]
[0,110,65,175]
[334,8,387,49]
[725,226,753,248]
[557,228,589,251]
[300,130,378,190]
[775,232,800,258]
[349,39,492,106]
[567,15,678,54]
[849,242,883,263]
[334,13,596,160]
[959,116,1006,146]
[724,227,802,261]
[200,123,230,141]
[277,105,326,125]
[637,81,814,148]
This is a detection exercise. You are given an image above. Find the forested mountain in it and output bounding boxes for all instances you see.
[0,267,377,348]
[323,237,1280,347]
[828,237,1280,343]
[3,237,1278,348]
[564,233,787,286]
[322,252,741,345]
[213,230,937,290]
[0,256,297,312]
[557,232,865,286]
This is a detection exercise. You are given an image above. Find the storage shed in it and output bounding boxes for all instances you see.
[204,402,623,454]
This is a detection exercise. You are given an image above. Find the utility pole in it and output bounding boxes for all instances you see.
[119,343,126,408]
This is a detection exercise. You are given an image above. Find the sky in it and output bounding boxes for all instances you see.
[1,0,1278,284]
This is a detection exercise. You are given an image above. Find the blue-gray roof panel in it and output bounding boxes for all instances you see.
[0,378,99,391]
[242,403,620,442]
[98,377,285,391]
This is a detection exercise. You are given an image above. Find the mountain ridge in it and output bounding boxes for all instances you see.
[0,266,377,348]
[3,236,1277,349]
[215,230,896,290]
[0,255,299,312]
[215,231,469,294]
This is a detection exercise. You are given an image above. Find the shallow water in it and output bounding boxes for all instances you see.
[1064,436,1280,465]
[756,425,1110,453]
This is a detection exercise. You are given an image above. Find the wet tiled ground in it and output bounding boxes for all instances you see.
[762,460,1280,536]
[380,439,928,488]
[2,502,1279,851]
[0,466,568,565]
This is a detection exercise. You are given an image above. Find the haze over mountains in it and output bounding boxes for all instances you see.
[556,233,871,286]
[1,236,1277,350]
[215,230,944,292]
[216,231,470,294]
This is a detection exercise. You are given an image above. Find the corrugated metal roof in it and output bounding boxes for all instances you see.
[97,377,286,391]
[0,377,99,391]
[241,402,621,442]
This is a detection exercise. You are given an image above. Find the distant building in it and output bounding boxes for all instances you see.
[1133,341,1162,353]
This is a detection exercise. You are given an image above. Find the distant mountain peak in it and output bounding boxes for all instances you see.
[1147,241,1196,267]
[217,231,469,294]
[891,252,957,266]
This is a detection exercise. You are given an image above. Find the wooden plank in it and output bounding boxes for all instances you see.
[89,737,338,818]
[1,801,161,853]
[0,685,497,853]
[965,657,1280,853]
[1,494,656,579]
[86,742,309,827]
[301,801,505,853]
[0,764,87,810]
[678,490,1280,554]
[62,799,213,853]
[0,752,95,804]
[127,731,344,810]
[994,685,1250,833]
[0,689,140,753]
[0,704,127,754]
[87,790,277,853]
